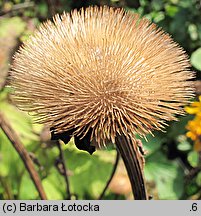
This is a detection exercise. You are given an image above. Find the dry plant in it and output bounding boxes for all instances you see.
[10,6,194,199]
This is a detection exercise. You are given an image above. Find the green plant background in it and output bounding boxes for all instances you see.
[0,0,201,200]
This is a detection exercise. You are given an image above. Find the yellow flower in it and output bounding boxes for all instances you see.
[186,96,201,152]
[194,140,201,152]
[185,96,201,114]
[186,116,201,135]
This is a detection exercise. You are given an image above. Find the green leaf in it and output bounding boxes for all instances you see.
[37,3,48,17]
[0,17,26,38]
[19,173,39,199]
[177,135,192,151]
[42,169,65,200]
[177,141,191,151]
[63,143,114,199]
[138,132,166,155]
[0,128,29,199]
[166,115,192,139]
[152,0,163,11]
[187,151,199,168]
[165,5,179,17]
[191,48,201,71]
[188,24,198,41]
[145,151,184,199]
[196,172,201,186]
[186,181,199,196]
[0,129,24,177]
[0,100,39,146]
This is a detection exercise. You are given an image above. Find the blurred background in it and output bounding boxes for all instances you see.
[0,0,201,200]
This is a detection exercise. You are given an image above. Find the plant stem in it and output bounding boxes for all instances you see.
[115,135,148,200]
[0,112,47,200]
[56,141,71,200]
[98,150,120,200]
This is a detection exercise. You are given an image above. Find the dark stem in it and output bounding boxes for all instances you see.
[98,150,120,200]
[56,141,71,200]
[0,112,47,200]
[0,2,34,16]
[46,0,56,16]
[115,135,148,200]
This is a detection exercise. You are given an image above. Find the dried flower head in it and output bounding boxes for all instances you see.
[10,6,194,147]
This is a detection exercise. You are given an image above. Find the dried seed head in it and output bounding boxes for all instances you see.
[10,6,194,147]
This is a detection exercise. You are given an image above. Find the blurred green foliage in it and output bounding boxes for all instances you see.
[0,0,201,200]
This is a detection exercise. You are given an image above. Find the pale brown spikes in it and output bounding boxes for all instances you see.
[10,6,194,147]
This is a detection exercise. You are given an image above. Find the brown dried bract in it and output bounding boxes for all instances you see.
[10,6,194,147]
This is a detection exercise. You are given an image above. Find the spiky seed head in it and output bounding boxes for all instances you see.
[10,6,194,147]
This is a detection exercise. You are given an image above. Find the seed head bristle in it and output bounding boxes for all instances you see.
[10,6,194,147]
